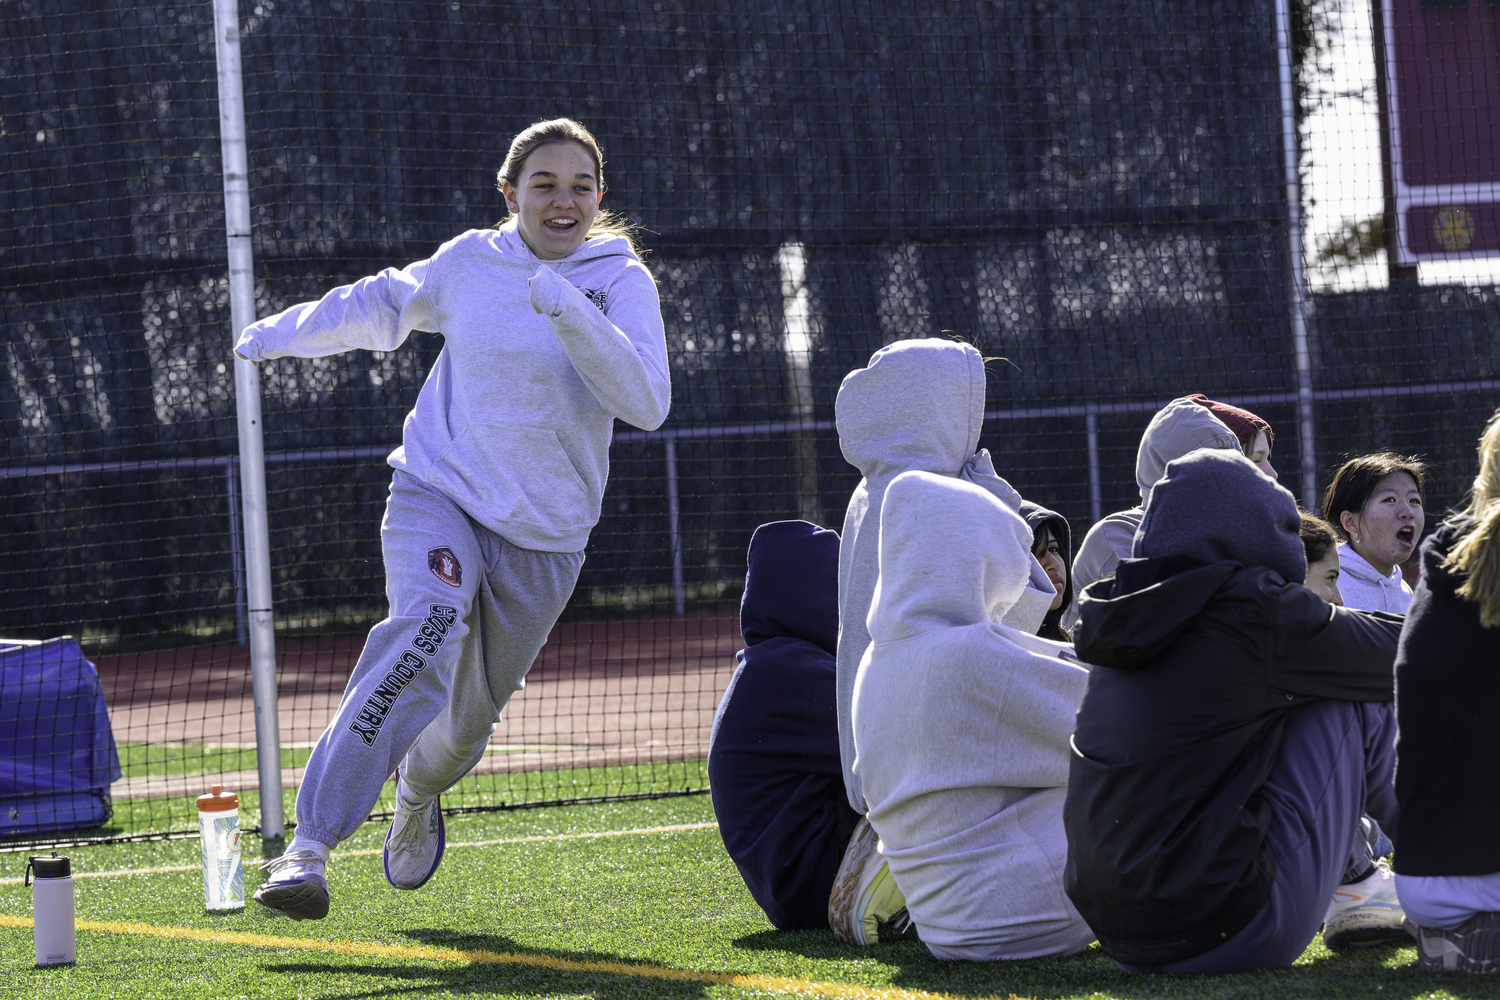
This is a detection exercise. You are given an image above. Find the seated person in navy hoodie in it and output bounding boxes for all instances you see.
[1064,448,1405,973]
[709,520,861,930]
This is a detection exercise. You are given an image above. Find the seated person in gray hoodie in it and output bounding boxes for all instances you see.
[829,337,1058,944]
[708,520,861,931]
[1065,397,1241,631]
[1064,449,1404,973]
[853,470,1095,960]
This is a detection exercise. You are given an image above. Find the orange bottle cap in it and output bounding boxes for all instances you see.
[196,784,238,812]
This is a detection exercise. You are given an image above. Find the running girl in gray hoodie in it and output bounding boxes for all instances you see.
[237,119,670,920]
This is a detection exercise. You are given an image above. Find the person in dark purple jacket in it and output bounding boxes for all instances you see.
[1064,448,1405,973]
[708,520,861,930]
[1395,408,1500,973]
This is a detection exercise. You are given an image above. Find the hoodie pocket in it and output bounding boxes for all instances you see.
[431,422,594,530]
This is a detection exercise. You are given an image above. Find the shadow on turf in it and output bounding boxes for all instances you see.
[731,930,1500,1000]
[260,927,1500,1000]
[263,929,713,1000]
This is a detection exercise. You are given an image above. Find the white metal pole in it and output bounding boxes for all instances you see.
[213,0,284,840]
[1277,0,1320,510]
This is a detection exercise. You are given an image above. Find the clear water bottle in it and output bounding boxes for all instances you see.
[197,785,244,911]
[26,852,75,966]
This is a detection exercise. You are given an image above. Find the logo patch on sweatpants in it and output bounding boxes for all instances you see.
[347,604,459,746]
[428,547,462,587]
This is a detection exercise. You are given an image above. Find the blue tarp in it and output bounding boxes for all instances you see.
[0,637,122,836]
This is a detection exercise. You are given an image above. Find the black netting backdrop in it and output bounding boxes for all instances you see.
[3,0,1497,841]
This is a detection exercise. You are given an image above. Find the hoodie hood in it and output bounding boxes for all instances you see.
[496,217,641,264]
[1019,501,1073,569]
[1135,397,1241,504]
[1020,500,1075,627]
[1133,448,1306,586]
[868,471,1035,644]
[741,520,841,655]
[836,339,985,483]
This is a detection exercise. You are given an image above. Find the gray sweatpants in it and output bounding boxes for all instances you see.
[293,471,583,848]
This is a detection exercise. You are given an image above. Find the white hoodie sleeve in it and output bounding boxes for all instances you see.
[233,259,435,363]
[528,264,671,431]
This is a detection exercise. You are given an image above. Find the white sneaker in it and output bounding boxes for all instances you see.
[252,848,329,921]
[827,817,911,945]
[383,792,445,890]
[1322,859,1414,949]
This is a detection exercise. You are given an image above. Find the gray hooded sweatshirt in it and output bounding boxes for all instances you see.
[835,338,1055,814]
[1064,397,1239,631]
[235,222,670,553]
[852,470,1095,960]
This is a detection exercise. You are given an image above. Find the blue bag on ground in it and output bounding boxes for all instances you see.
[0,637,122,836]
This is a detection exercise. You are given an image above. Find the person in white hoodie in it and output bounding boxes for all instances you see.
[1321,453,1429,614]
[852,470,1095,960]
[1064,397,1241,632]
[236,119,670,920]
[828,338,1057,943]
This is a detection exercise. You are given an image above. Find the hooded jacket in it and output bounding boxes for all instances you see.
[1065,398,1240,631]
[1064,450,1403,965]
[235,223,671,553]
[853,471,1094,960]
[835,338,1056,813]
[1020,500,1074,641]
[708,520,859,930]
[1394,516,1500,876]
[1336,544,1413,614]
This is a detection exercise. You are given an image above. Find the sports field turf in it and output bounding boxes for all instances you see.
[2,794,1496,1000]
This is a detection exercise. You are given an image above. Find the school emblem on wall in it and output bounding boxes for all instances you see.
[1433,206,1475,252]
[427,547,462,587]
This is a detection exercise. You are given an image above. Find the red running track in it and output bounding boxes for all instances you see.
[93,614,744,801]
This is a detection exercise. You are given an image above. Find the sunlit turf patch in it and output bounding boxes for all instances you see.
[0,914,1020,1000]
[0,796,1456,1000]
[0,758,712,849]
[116,743,316,779]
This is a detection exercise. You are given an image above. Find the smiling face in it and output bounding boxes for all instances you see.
[1303,549,1344,606]
[1340,471,1423,578]
[1246,429,1276,480]
[501,141,602,260]
[1032,525,1068,611]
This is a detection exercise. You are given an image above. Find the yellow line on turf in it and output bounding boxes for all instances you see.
[0,913,1028,1000]
[0,822,721,885]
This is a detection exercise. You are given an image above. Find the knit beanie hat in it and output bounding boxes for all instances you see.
[1184,393,1273,455]
[1133,447,1306,584]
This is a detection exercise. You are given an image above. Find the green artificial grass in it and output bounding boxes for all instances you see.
[0,759,711,845]
[1,795,1494,1000]
[116,743,316,780]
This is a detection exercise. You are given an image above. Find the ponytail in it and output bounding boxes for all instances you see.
[1448,500,1500,628]
[1443,408,1500,627]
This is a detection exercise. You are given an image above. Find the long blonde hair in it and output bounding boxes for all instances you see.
[1444,407,1500,627]
[494,117,648,259]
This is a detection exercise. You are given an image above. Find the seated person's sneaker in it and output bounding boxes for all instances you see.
[384,791,445,890]
[1322,859,1413,949]
[827,817,911,945]
[253,847,329,920]
[1412,912,1500,973]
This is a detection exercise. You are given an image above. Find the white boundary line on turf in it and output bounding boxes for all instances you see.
[0,821,720,885]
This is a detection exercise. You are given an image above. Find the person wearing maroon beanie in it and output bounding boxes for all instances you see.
[1184,393,1276,479]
